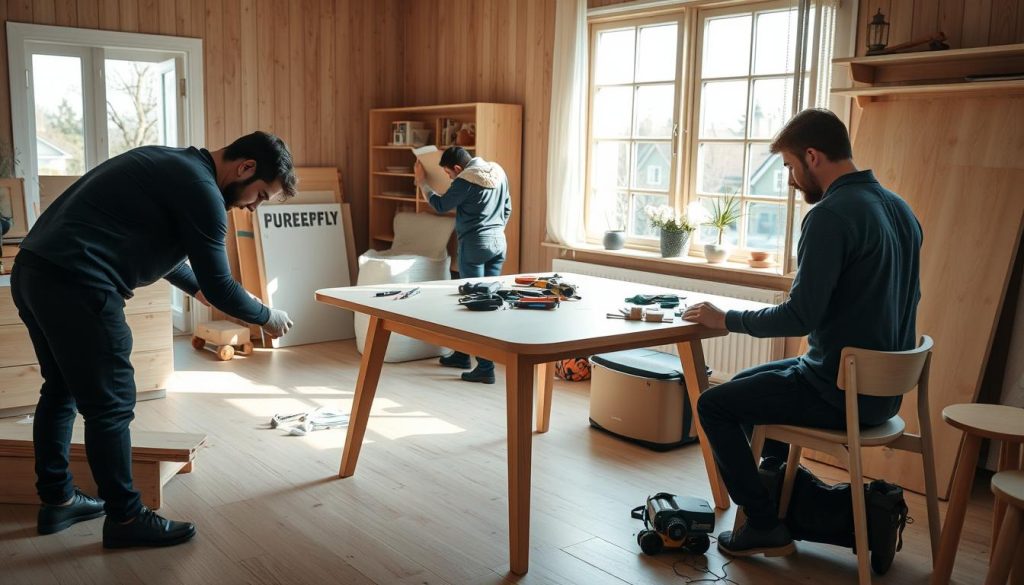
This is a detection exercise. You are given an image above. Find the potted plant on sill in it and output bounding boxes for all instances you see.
[702,194,742,264]
[601,195,629,250]
[645,205,695,258]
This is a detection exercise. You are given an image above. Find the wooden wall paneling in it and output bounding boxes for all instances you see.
[173,0,190,36]
[239,0,257,132]
[7,1,30,22]
[158,0,175,34]
[961,0,993,48]
[117,0,139,31]
[204,0,225,148]
[137,0,158,34]
[0,2,10,151]
[1019,0,1024,42]
[824,95,1024,496]
[34,1,56,24]
[887,0,914,47]
[989,0,1020,45]
[272,0,290,152]
[99,0,119,30]
[937,0,964,49]
[255,0,274,134]
[907,0,937,42]
[222,0,242,143]
[77,0,99,30]
[318,0,335,164]
[55,0,77,27]
[285,0,304,164]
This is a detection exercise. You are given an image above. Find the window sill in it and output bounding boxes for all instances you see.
[542,241,795,291]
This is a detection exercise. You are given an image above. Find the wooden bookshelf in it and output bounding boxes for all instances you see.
[368,103,523,274]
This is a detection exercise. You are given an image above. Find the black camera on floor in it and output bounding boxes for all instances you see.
[631,492,715,555]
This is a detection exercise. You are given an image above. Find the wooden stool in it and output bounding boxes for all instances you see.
[193,320,254,361]
[934,404,1024,585]
[987,470,1024,585]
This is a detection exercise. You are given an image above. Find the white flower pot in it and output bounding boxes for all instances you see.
[704,243,729,263]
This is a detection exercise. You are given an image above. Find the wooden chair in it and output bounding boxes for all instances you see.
[733,336,940,585]
[987,470,1024,585]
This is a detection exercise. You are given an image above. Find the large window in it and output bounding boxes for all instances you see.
[586,1,835,269]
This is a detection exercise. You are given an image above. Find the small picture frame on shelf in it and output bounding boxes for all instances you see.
[0,178,28,239]
[390,121,427,146]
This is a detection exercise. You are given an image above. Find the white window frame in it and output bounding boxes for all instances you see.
[6,23,205,224]
[585,0,849,274]
[7,23,207,331]
[584,13,687,246]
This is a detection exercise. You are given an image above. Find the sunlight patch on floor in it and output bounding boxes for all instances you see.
[168,370,286,395]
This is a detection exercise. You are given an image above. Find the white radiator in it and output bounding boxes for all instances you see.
[552,259,786,382]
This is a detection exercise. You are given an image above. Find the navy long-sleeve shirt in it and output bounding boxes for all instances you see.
[19,146,270,325]
[725,170,922,422]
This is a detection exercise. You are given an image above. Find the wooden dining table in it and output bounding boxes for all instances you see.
[315,273,771,574]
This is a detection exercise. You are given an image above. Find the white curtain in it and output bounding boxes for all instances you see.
[545,0,588,246]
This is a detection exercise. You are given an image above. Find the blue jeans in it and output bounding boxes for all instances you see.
[696,358,847,529]
[11,261,143,522]
[454,232,506,372]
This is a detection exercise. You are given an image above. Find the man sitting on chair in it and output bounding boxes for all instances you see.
[682,108,923,557]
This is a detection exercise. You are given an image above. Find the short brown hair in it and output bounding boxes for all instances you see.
[769,108,852,162]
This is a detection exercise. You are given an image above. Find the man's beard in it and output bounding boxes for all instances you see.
[222,177,256,209]
[797,161,824,204]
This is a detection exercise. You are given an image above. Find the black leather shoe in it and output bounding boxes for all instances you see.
[717,521,795,557]
[38,489,105,535]
[439,353,472,369]
[103,507,196,549]
[461,367,496,384]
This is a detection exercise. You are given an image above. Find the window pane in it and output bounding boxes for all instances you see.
[747,144,785,197]
[32,54,85,175]
[750,77,793,139]
[698,197,740,246]
[697,142,743,194]
[591,141,629,189]
[753,9,798,75]
[700,80,748,138]
[593,86,633,138]
[160,64,178,147]
[106,59,167,157]
[595,28,636,85]
[632,142,671,191]
[634,84,674,138]
[592,189,629,231]
[746,201,784,251]
[636,24,677,82]
[630,193,668,238]
[702,15,751,78]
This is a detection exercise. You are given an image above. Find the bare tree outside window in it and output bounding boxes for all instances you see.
[106,63,160,157]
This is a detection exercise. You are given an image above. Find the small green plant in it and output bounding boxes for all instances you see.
[646,205,695,233]
[705,194,742,246]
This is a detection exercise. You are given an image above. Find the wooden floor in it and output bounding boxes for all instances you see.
[0,336,999,585]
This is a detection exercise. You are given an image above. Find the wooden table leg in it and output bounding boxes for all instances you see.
[338,316,391,478]
[993,441,1022,562]
[506,354,534,575]
[677,340,730,510]
[534,362,554,433]
[932,432,983,585]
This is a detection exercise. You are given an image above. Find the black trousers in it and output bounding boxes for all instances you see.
[696,358,847,529]
[11,261,142,522]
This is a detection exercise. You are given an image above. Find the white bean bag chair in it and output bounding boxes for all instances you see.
[354,212,455,362]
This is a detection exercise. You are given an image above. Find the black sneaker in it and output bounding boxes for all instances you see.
[439,353,472,369]
[717,521,796,557]
[38,489,105,535]
[461,367,496,384]
[103,507,196,549]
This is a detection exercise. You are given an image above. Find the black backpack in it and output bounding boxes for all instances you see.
[758,457,910,575]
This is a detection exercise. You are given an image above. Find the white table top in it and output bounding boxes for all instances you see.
[316,273,771,357]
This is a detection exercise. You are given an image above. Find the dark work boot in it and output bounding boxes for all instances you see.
[461,366,496,384]
[717,521,796,557]
[439,352,472,369]
[37,489,105,535]
[103,507,197,549]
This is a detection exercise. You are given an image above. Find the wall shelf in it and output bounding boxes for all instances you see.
[831,42,1024,104]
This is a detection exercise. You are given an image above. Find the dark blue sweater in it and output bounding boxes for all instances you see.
[725,170,922,423]
[19,146,269,325]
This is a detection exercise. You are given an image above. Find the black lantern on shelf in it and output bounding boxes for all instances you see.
[867,9,890,55]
